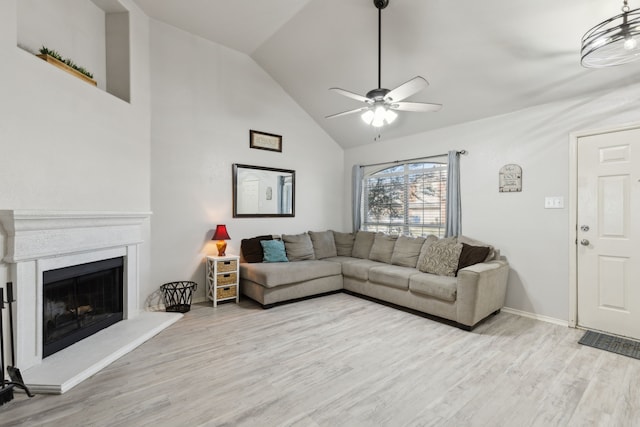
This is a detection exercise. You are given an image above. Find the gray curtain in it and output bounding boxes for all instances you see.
[352,165,363,232]
[445,151,461,237]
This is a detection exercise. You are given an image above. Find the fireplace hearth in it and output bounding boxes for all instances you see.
[43,257,124,357]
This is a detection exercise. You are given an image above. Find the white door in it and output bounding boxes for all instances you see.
[577,128,640,339]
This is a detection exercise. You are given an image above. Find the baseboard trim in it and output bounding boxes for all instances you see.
[502,307,569,327]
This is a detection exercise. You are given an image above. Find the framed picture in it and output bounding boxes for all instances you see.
[250,130,282,153]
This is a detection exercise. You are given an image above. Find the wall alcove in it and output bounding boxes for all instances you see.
[16,0,131,103]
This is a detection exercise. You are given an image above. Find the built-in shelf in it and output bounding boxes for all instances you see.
[16,0,131,103]
[36,54,97,86]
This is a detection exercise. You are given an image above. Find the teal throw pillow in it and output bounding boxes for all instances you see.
[261,240,289,263]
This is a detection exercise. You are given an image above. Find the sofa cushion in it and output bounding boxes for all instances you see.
[342,259,386,281]
[457,243,491,274]
[282,232,315,261]
[368,265,416,290]
[457,235,496,261]
[323,256,360,265]
[261,240,288,263]
[368,234,398,264]
[240,260,341,288]
[409,273,457,302]
[351,231,376,259]
[333,231,355,256]
[391,235,426,268]
[241,235,273,263]
[418,238,463,277]
[309,230,337,259]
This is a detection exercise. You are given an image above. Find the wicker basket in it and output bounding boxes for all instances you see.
[160,281,197,313]
[218,273,237,286]
[217,260,237,273]
[217,286,237,300]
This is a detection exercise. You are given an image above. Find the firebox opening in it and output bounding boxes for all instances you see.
[43,257,124,358]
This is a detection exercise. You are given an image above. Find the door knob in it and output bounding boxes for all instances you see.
[580,239,590,246]
[581,225,590,232]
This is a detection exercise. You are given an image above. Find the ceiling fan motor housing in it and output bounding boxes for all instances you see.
[373,0,389,10]
[366,88,390,101]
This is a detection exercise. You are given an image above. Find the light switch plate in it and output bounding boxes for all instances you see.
[544,196,564,209]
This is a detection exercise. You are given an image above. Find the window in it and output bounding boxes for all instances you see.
[361,161,447,237]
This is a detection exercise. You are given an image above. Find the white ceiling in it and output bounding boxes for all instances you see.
[133,0,640,148]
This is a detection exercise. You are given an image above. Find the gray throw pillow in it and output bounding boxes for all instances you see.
[390,235,427,268]
[418,238,463,276]
[368,234,398,264]
[351,231,376,259]
[282,232,315,261]
[308,230,337,259]
[333,231,355,256]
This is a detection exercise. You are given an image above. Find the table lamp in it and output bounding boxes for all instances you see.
[212,224,231,256]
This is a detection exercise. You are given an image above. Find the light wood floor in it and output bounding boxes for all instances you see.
[3,293,640,426]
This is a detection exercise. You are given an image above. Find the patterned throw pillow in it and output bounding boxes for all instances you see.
[415,235,442,270]
[261,240,288,263]
[418,238,463,277]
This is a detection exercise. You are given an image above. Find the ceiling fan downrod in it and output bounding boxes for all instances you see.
[374,0,389,90]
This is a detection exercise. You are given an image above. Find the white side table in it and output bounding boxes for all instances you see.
[205,255,240,307]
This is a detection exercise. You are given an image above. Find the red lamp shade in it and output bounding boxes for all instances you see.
[212,225,231,256]
[212,225,231,241]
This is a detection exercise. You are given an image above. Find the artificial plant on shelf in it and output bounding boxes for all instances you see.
[38,46,94,79]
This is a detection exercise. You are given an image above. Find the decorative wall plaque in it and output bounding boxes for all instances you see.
[499,164,522,192]
[250,130,282,152]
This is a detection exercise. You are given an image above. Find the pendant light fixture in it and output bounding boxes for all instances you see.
[581,0,640,67]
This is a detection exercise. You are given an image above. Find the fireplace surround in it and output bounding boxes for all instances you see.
[0,210,182,394]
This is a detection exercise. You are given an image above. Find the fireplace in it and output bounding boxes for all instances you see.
[0,210,182,394]
[43,257,124,357]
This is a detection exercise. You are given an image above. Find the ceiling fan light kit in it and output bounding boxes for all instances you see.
[582,0,640,67]
[326,0,441,128]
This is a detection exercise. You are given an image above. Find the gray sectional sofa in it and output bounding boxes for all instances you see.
[239,230,509,330]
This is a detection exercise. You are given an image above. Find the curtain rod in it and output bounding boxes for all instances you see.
[359,150,467,169]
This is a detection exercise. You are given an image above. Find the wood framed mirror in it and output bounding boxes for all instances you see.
[232,164,295,217]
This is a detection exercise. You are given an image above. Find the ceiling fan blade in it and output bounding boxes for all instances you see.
[325,106,371,119]
[390,102,442,112]
[329,88,373,104]
[384,76,429,102]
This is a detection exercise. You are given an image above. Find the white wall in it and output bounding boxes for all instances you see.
[0,0,151,326]
[149,21,345,302]
[344,84,640,322]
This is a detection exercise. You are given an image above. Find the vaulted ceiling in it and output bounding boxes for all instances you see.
[133,0,640,148]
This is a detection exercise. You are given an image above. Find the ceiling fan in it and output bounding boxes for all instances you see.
[326,0,442,128]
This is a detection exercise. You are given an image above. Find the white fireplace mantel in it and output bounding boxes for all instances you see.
[0,210,151,262]
[0,210,181,394]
